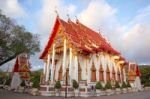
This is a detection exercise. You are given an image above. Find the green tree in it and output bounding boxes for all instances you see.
[139,66,150,85]
[0,10,40,66]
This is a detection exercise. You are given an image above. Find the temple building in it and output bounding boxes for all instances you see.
[128,63,141,90]
[39,16,128,96]
[11,53,30,90]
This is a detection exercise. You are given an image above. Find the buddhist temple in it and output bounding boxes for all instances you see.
[39,16,128,96]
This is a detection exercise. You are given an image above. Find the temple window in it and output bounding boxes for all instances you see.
[117,69,121,82]
[106,66,110,81]
[91,62,96,82]
[58,65,63,80]
[112,67,116,81]
[78,62,82,81]
[99,65,104,81]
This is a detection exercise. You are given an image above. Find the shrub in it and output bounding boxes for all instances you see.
[0,77,4,84]
[122,81,127,88]
[72,80,79,89]
[54,81,61,89]
[32,74,40,88]
[20,80,26,87]
[5,76,11,86]
[127,82,131,87]
[105,81,112,89]
[144,82,150,87]
[115,81,120,88]
[95,82,103,89]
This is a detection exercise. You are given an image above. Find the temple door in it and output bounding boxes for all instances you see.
[91,63,96,82]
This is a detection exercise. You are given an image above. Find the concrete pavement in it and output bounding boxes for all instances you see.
[0,89,150,99]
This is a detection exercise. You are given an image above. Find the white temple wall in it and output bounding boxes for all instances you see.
[87,54,93,83]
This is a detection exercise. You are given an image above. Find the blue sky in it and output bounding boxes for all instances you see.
[0,0,150,71]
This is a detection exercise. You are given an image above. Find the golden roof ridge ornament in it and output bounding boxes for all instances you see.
[54,6,59,17]
[67,13,71,22]
[75,16,79,24]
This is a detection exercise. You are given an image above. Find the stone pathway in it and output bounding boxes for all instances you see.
[0,89,150,99]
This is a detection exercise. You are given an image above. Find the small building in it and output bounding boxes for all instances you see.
[128,63,141,90]
[39,16,128,96]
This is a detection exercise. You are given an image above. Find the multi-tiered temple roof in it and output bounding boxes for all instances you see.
[40,16,122,60]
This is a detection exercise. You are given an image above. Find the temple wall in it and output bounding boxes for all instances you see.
[78,55,87,80]
[53,52,126,83]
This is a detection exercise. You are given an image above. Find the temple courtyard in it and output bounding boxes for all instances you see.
[0,89,150,99]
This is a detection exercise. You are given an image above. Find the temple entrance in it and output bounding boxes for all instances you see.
[106,66,110,82]
[99,65,104,81]
[91,63,96,82]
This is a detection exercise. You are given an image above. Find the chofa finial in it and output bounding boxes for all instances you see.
[54,6,59,17]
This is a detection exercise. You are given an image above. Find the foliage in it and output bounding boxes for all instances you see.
[144,82,150,87]
[115,81,120,88]
[0,77,4,84]
[95,82,103,89]
[31,72,40,88]
[72,80,79,89]
[139,66,150,85]
[127,82,131,87]
[0,11,40,66]
[122,81,127,88]
[105,81,112,89]
[4,75,11,86]
[20,80,26,87]
[54,81,61,89]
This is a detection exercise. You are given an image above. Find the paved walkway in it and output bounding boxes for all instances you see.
[0,89,150,99]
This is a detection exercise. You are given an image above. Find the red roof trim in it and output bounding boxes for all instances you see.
[13,57,19,72]
[40,17,60,59]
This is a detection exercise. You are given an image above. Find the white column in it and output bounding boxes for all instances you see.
[123,68,126,82]
[87,59,91,83]
[69,48,72,81]
[51,44,55,83]
[74,55,78,82]
[43,62,46,75]
[63,39,67,76]
[45,54,50,82]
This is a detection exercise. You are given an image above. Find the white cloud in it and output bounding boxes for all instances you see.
[35,0,77,49]
[78,0,125,50]
[0,0,26,18]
